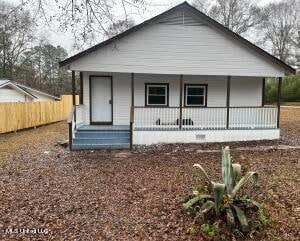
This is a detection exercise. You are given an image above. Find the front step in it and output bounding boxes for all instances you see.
[75,131,130,138]
[72,129,130,150]
[73,137,130,145]
[72,143,130,150]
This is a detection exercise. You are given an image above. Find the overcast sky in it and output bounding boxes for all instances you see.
[6,0,281,55]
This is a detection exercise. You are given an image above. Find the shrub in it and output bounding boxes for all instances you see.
[183,147,268,239]
[266,75,300,103]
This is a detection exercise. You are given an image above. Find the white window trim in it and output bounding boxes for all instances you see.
[185,85,206,107]
[146,84,168,106]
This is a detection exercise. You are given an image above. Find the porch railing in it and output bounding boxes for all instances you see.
[182,107,227,130]
[229,107,277,129]
[134,106,278,130]
[68,105,85,150]
[134,107,180,130]
[75,104,85,128]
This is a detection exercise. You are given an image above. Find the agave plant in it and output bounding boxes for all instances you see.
[183,146,263,233]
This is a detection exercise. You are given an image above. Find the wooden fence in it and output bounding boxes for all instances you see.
[0,95,78,134]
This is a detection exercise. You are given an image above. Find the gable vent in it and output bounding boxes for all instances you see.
[157,11,206,26]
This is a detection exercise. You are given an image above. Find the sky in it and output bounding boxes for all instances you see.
[5,0,281,55]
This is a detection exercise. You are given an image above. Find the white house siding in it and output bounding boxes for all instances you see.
[82,72,262,125]
[0,88,30,102]
[70,22,285,77]
[133,129,280,145]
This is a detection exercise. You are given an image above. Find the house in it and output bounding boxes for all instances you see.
[0,79,59,102]
[59,2,295,150]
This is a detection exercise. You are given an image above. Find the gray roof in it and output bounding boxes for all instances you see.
[0,79,60,100]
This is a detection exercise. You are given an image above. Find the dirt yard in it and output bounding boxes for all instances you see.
[0,108,299,240]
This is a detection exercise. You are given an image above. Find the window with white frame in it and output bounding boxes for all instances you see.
[145,83,169,106]
[185,84,207,106]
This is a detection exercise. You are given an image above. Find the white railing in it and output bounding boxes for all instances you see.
[75,104,85,128]
[229,107,277,129]
[182,107,226,129]
[134,106,278,130]
[134,107,180,130]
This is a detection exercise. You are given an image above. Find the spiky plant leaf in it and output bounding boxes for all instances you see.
[193,164,213,191]
[233,205,249,232]
[231,171,258,197]
[213,183,225,216]
[183,194,211,210]
[222,146,233,194]
[200,200,215,213]
[232,163,241,187]
[240,198,261,209]
[193,200,215,223]
[226,208,235,229]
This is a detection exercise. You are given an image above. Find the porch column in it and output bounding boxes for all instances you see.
[79,72,83,104]
[131,73,135,107]
[179,74,183,130]
[130,73,135,149]
[277,77,282,128]
[72,70,76,106]
[226,76,231,129]
[72,71,76,125]
[262,78,265,107]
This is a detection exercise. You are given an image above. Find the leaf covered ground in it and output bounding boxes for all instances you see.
[0,108,299,240]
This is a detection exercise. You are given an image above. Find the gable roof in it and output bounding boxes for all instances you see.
[59,1,295,75]
[0,79,37,99]
[0,79,60,100]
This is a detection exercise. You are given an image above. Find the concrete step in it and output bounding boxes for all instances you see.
[72,143,130,150]
[73,137,130,145]
[75,131,130,138]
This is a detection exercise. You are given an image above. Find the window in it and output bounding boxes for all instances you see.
[185,84,207,106]
[145,83,169,106]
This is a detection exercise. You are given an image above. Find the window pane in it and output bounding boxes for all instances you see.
[148,95,166,105]
[187,96,204,105]
[148,86,166,95]
[187,87,204,95]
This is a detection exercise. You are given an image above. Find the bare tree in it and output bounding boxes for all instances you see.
[0,1,35,78]
[105,18,135,38]
[261,0,299,63]
[193,0,262,35]
[16,0,148,49]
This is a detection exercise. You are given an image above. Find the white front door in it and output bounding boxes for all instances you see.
[90,76,112,124]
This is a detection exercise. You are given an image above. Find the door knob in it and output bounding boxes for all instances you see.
[109,100,112,104]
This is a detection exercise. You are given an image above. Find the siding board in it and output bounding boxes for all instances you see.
[71,24,284,76]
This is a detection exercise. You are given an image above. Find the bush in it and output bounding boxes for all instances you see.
[183,147,268,240]
[266,75,300,103]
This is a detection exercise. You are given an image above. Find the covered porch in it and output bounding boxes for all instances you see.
[69,72,282,149]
